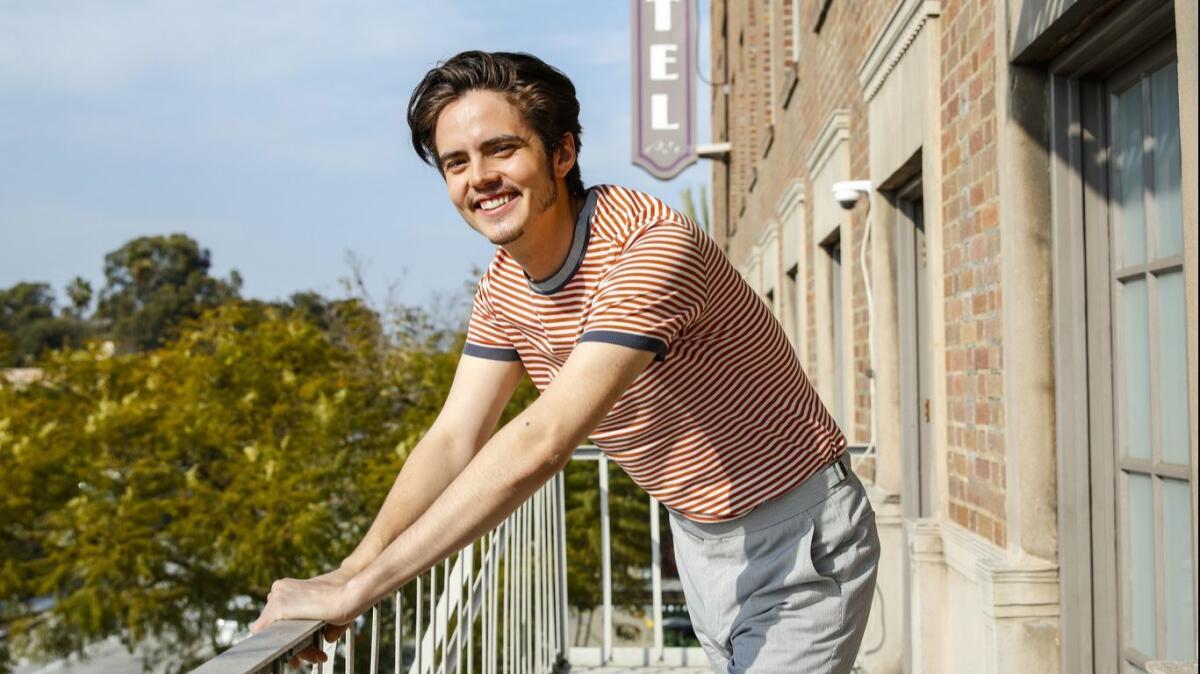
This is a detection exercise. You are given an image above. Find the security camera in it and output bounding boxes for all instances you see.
[832,180,872,210]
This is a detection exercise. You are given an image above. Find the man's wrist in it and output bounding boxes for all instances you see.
[342,557,389,617]
[341,540,383,575]
[340,571,368,622]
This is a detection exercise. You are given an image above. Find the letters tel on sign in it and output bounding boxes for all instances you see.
[631,0,697,180]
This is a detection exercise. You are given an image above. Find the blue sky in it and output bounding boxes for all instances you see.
[0,0,713,312]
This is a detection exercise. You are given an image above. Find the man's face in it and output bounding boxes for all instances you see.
[434,89,570,247]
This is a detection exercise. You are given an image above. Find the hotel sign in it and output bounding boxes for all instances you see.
[631,0,696,180]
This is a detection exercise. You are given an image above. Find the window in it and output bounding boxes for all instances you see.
[823,236,845,429]
[1053,32,1193,672]
[1107,53,1192,668]
[784,264,800,348]
[896,179,934,517]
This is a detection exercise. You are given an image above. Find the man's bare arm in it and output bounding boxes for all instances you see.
[343,341,655,612]
[340,353,526,573]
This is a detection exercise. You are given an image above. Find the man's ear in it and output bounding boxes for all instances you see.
[552,133,577,179]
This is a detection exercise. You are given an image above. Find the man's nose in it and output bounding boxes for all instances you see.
[468,160,500,190]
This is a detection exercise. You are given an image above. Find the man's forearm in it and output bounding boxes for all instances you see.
[343,425,478,571]
[345,408,569,610]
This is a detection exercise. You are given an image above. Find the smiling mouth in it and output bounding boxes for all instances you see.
[476,192,519,213]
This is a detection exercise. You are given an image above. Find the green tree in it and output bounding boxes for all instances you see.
[681,185,711,236]
[0,298,461,672]
[0,332,13,367]
[95,235,241,352]
[0,282,90,366]
[64,277,93,319]
[563,458,651,644]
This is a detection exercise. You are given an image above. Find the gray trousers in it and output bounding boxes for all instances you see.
[668,454,880,674]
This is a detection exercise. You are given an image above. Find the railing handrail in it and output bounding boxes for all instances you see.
[189,619,324,674]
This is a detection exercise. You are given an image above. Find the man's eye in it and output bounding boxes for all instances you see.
[494,145,516,155]
[444,159,465,170]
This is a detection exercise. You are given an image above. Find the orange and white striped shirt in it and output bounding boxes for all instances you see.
[464,185,846,522]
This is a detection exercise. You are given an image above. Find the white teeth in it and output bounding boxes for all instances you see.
[480,194,514,210]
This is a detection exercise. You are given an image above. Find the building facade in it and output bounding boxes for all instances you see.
[707,0,1197,671]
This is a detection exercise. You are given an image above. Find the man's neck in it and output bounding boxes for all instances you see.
[504,190,585,283]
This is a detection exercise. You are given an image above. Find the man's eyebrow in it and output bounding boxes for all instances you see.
[438,135,528,165]
[481,134,527,149]
[437,148,465,165]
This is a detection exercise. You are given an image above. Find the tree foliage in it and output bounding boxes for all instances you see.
[563,460,651,614]
[0,234,663,670]
[681,185,710,236]
[0,298,462,671]
[0,283,91,366]
[95,235,241,352]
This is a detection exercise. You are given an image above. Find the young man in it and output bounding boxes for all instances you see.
[252,51,880,674]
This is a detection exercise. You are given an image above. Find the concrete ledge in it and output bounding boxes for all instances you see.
[901,520,1061,674]
[1146,662,1199,674]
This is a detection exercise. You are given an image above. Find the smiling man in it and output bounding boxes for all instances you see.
[252,51,880,674]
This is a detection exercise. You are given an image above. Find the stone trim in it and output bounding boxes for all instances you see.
[937,521,1059,619]
[740,245,763,293]
[804,109,850,176]
[866,483,903,523]
[906,517,944,563]
[775,179,806,220]
[906,519,1062,673]
[757,220,780,248]
[857,0,942,102]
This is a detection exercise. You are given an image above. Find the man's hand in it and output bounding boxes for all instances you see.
[249,573,363,669]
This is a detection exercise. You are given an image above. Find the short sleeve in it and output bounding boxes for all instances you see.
[580,220,708,361]
[463,278,520,361]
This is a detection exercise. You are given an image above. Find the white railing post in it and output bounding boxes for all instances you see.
[555,472,568,666]
[598,455,613,665]
[429,566,437,674]
[441,558,450,674]
[370,604,380,674]
[503,512,511,674]
[464,542,473,674]
[415,576,423,674]
[395,590,403,674]
[650,494,664,658]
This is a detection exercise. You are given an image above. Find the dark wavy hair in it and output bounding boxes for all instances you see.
[407,51,585,198]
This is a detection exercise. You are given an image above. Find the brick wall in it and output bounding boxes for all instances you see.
[939,0,1006,547]
[712,0,1011,547]
[714,0,887,444]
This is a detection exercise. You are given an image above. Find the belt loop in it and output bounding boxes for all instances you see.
[834,453,850,480]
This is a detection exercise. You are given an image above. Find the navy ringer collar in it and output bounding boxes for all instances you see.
[527,187,598,295]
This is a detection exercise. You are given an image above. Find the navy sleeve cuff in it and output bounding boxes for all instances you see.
[578,330,669,361]
[463,343,521,361]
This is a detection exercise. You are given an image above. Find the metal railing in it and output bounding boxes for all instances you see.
[192,472,568,674]
[191,447,705,673]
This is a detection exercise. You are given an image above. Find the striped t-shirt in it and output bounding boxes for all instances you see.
[463,185,846,522]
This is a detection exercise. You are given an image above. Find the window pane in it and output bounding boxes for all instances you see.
[1127,473,1156,655]
[1116,84,1147,266]
[831,245,844,428]
[1157,272,1190,465]
[1163,479,1195,660]
[1121,279,1152,460]
[1150,62,1183,258]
